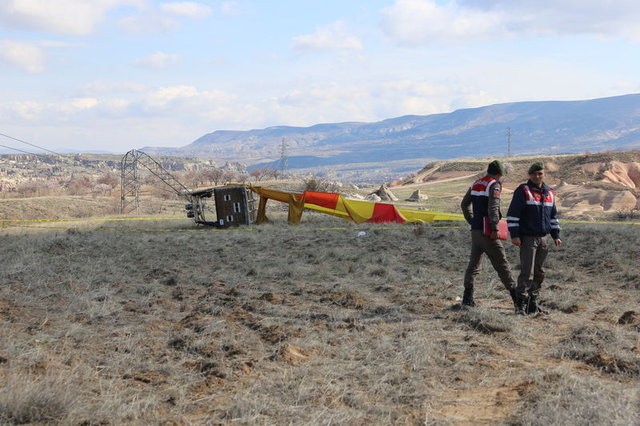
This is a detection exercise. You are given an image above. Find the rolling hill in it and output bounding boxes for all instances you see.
[142,93,640,181]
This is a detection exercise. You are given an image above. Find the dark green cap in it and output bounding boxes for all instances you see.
[528,162,544,174]
[487,160,505,176]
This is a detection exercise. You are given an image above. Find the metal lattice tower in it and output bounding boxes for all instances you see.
[120,149,191,214]
[277,137,288,178]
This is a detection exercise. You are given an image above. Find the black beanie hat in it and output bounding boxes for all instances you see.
[487,160,505,176]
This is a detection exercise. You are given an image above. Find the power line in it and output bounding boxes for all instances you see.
[0,143,36,155]
[0,131,60,156]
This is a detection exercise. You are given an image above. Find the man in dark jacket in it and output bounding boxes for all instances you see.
[460,160,518,310]
[507,162,562,314]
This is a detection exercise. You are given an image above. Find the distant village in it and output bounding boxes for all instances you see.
[0,153,251,197]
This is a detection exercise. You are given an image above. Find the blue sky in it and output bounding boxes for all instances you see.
[1,0,640,154]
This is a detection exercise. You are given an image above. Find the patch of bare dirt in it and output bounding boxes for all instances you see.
[271,343,312,365]
[430,382,529,424]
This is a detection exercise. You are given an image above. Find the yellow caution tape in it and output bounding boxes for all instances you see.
[0,216,185,224]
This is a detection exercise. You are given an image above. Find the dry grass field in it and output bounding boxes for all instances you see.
[1,152,639,424]
[1,210,639,425]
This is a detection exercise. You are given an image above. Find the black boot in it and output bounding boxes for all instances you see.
[462,288,475,308]
[526,294,545,314]
[513,290,527,315]
[509,289,522,314]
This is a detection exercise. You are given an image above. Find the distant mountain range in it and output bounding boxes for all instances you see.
[142,93,640,182]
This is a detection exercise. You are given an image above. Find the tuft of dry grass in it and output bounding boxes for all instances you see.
[454,306,514,334]
[554,325,640,376]
[0,372,78,424]
[513,366,640,426]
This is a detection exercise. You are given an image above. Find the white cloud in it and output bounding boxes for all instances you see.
[12,101,44,120]
[449,90,502,111]
[379,80,451,115]
[219,1,245,16]
[292,21,363,52]
[142,85,236,114]
[144,85,199,111]
[39,40,83,48]
[56,97,99,115]
[0,0,136,36]
[380,0,504,45]
[118,14,180,35]
[118,1,213,35]
[381,0,640,45]
[78,80,146,96]
[134,51,181,70]
[278,83,367,109]
[101,98,131,115]
[3,84,239,126]
[498,0,640,41]
[0,40,45,73]
[160,2,212,19]
[70,97,99,110]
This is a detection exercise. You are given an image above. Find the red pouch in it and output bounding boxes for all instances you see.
[483,217,508,240]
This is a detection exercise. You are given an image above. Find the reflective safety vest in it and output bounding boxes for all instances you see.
[507,182,560,239]
[522,184,555,207]
[469,175,498,230]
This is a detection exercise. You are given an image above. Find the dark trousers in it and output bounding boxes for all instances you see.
[517,235,549,296]
[464,230,515,292]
